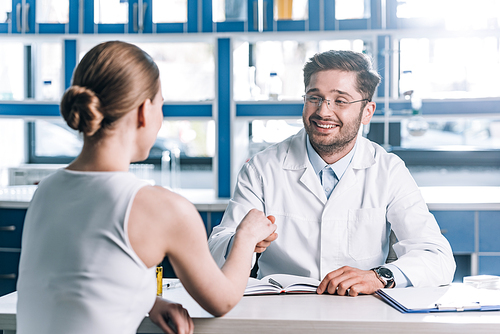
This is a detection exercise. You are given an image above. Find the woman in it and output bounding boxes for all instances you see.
[16,41,276,334]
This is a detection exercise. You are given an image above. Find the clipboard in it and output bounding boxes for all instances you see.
[375,283,500,313]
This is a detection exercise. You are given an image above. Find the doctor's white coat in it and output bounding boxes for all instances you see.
[208,129,455,287]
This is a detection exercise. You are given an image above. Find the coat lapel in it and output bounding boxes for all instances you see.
[283,129,327,204]
[282,131,377,205]
[328,136,376,202]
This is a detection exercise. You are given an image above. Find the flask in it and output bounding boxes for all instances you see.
[42,80,53,100]
[267,72,282,101]
[400,70,414,100]
[407,114,429,136]
[170,146,181,190]
[161,151,171,188]
[407,93,428,136]
[156,265,163,296]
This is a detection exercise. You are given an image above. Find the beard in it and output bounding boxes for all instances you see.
[303,109,363,157]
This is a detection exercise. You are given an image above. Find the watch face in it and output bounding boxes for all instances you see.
[378,267,393,279]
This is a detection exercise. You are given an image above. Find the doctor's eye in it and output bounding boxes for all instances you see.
[334,100,349,107]
[307,96,321,103]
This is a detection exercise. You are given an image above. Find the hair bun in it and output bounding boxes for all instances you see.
[60,85,104,137]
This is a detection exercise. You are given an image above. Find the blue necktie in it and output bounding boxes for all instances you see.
[320,167,337,199]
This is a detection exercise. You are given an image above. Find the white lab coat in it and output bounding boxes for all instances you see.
[208,129,455,287]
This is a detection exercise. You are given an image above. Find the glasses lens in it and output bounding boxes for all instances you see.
[305,96,320,107]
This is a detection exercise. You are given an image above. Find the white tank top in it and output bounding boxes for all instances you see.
[17,169,156,334]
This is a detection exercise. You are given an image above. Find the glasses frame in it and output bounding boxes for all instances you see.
[302,94,370,111]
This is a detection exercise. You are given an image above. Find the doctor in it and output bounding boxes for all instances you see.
[208,50,455,296]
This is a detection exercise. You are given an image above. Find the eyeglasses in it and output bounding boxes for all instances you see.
[302,94,369,111]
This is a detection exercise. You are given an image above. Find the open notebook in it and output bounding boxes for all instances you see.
[245,274,320,295]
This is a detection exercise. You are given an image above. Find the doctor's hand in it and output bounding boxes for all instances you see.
[149,297,194,334]
[236,209,277,247]
[255,215,278,253]
[316,266,384,297]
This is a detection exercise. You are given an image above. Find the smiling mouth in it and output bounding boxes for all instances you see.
[316,123,337,129]
[312,119,339,129]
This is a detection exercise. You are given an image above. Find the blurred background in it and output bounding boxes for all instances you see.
[1,0,500,192]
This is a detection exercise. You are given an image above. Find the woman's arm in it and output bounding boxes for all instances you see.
[128,186,276,317]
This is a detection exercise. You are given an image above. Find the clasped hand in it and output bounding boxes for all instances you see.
[316,266,384,297]
[149,297,194,334]
[255,215,278,253]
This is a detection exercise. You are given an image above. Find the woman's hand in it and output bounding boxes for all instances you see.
[149,297,194,334]
[236,209,277,247]
[254,215,278,253]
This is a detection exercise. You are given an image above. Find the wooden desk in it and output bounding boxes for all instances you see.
[2,287,500,334]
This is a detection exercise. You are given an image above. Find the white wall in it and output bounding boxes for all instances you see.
[0,119,25,187]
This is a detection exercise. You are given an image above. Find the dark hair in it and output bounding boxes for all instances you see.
[303,50,381,101]
[60,41,160,137]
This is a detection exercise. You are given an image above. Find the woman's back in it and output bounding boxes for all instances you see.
[17,169,156,334]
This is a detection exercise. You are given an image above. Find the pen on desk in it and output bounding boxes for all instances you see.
[164,281,183,289]
[268,278,284,289]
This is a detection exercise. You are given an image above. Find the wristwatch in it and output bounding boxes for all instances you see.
[371,266,395,289]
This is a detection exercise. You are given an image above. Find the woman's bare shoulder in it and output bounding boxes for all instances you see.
[133,186,200,227]
[137,185,192,211]
[128,186,203,265]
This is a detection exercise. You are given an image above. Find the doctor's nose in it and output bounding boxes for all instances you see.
[316,99,336,117]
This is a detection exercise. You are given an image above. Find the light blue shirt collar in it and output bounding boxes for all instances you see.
[306,135,357,182]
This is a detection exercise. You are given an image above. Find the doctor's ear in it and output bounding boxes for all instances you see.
[361,101,376,125]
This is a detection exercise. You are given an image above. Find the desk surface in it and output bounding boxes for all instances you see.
[2,288,500,334]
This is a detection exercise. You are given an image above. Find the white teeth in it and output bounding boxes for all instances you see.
[316,123,336,129]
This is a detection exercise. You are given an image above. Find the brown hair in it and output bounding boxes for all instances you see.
[60,41,160,137]
[303,50,381,101]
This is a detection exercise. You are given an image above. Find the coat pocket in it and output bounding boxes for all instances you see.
[347,208,387,261]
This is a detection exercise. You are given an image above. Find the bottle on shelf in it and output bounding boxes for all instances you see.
[400,70,414,100]
[267,72,282,101]
[248,66,261,100]
[407,92,428,137]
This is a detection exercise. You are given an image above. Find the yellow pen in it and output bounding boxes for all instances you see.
[156,265,163,296]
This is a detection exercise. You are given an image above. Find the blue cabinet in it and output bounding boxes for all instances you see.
[479,211,500,252]
[2,0,79,34]
[209,0,320,33]
[0,209,25,248]
[1,0,340,35]
[2,0,196,35]
[0,209,26,296]
[83,0,153,34]
[432,209,500,280]
[478,211,500,275]
[431,211,475,254]
[11,0,35,34]
[0,251,21,296]
[432,210,476,282]
[479,256,500,276]
[211,0,380,33]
